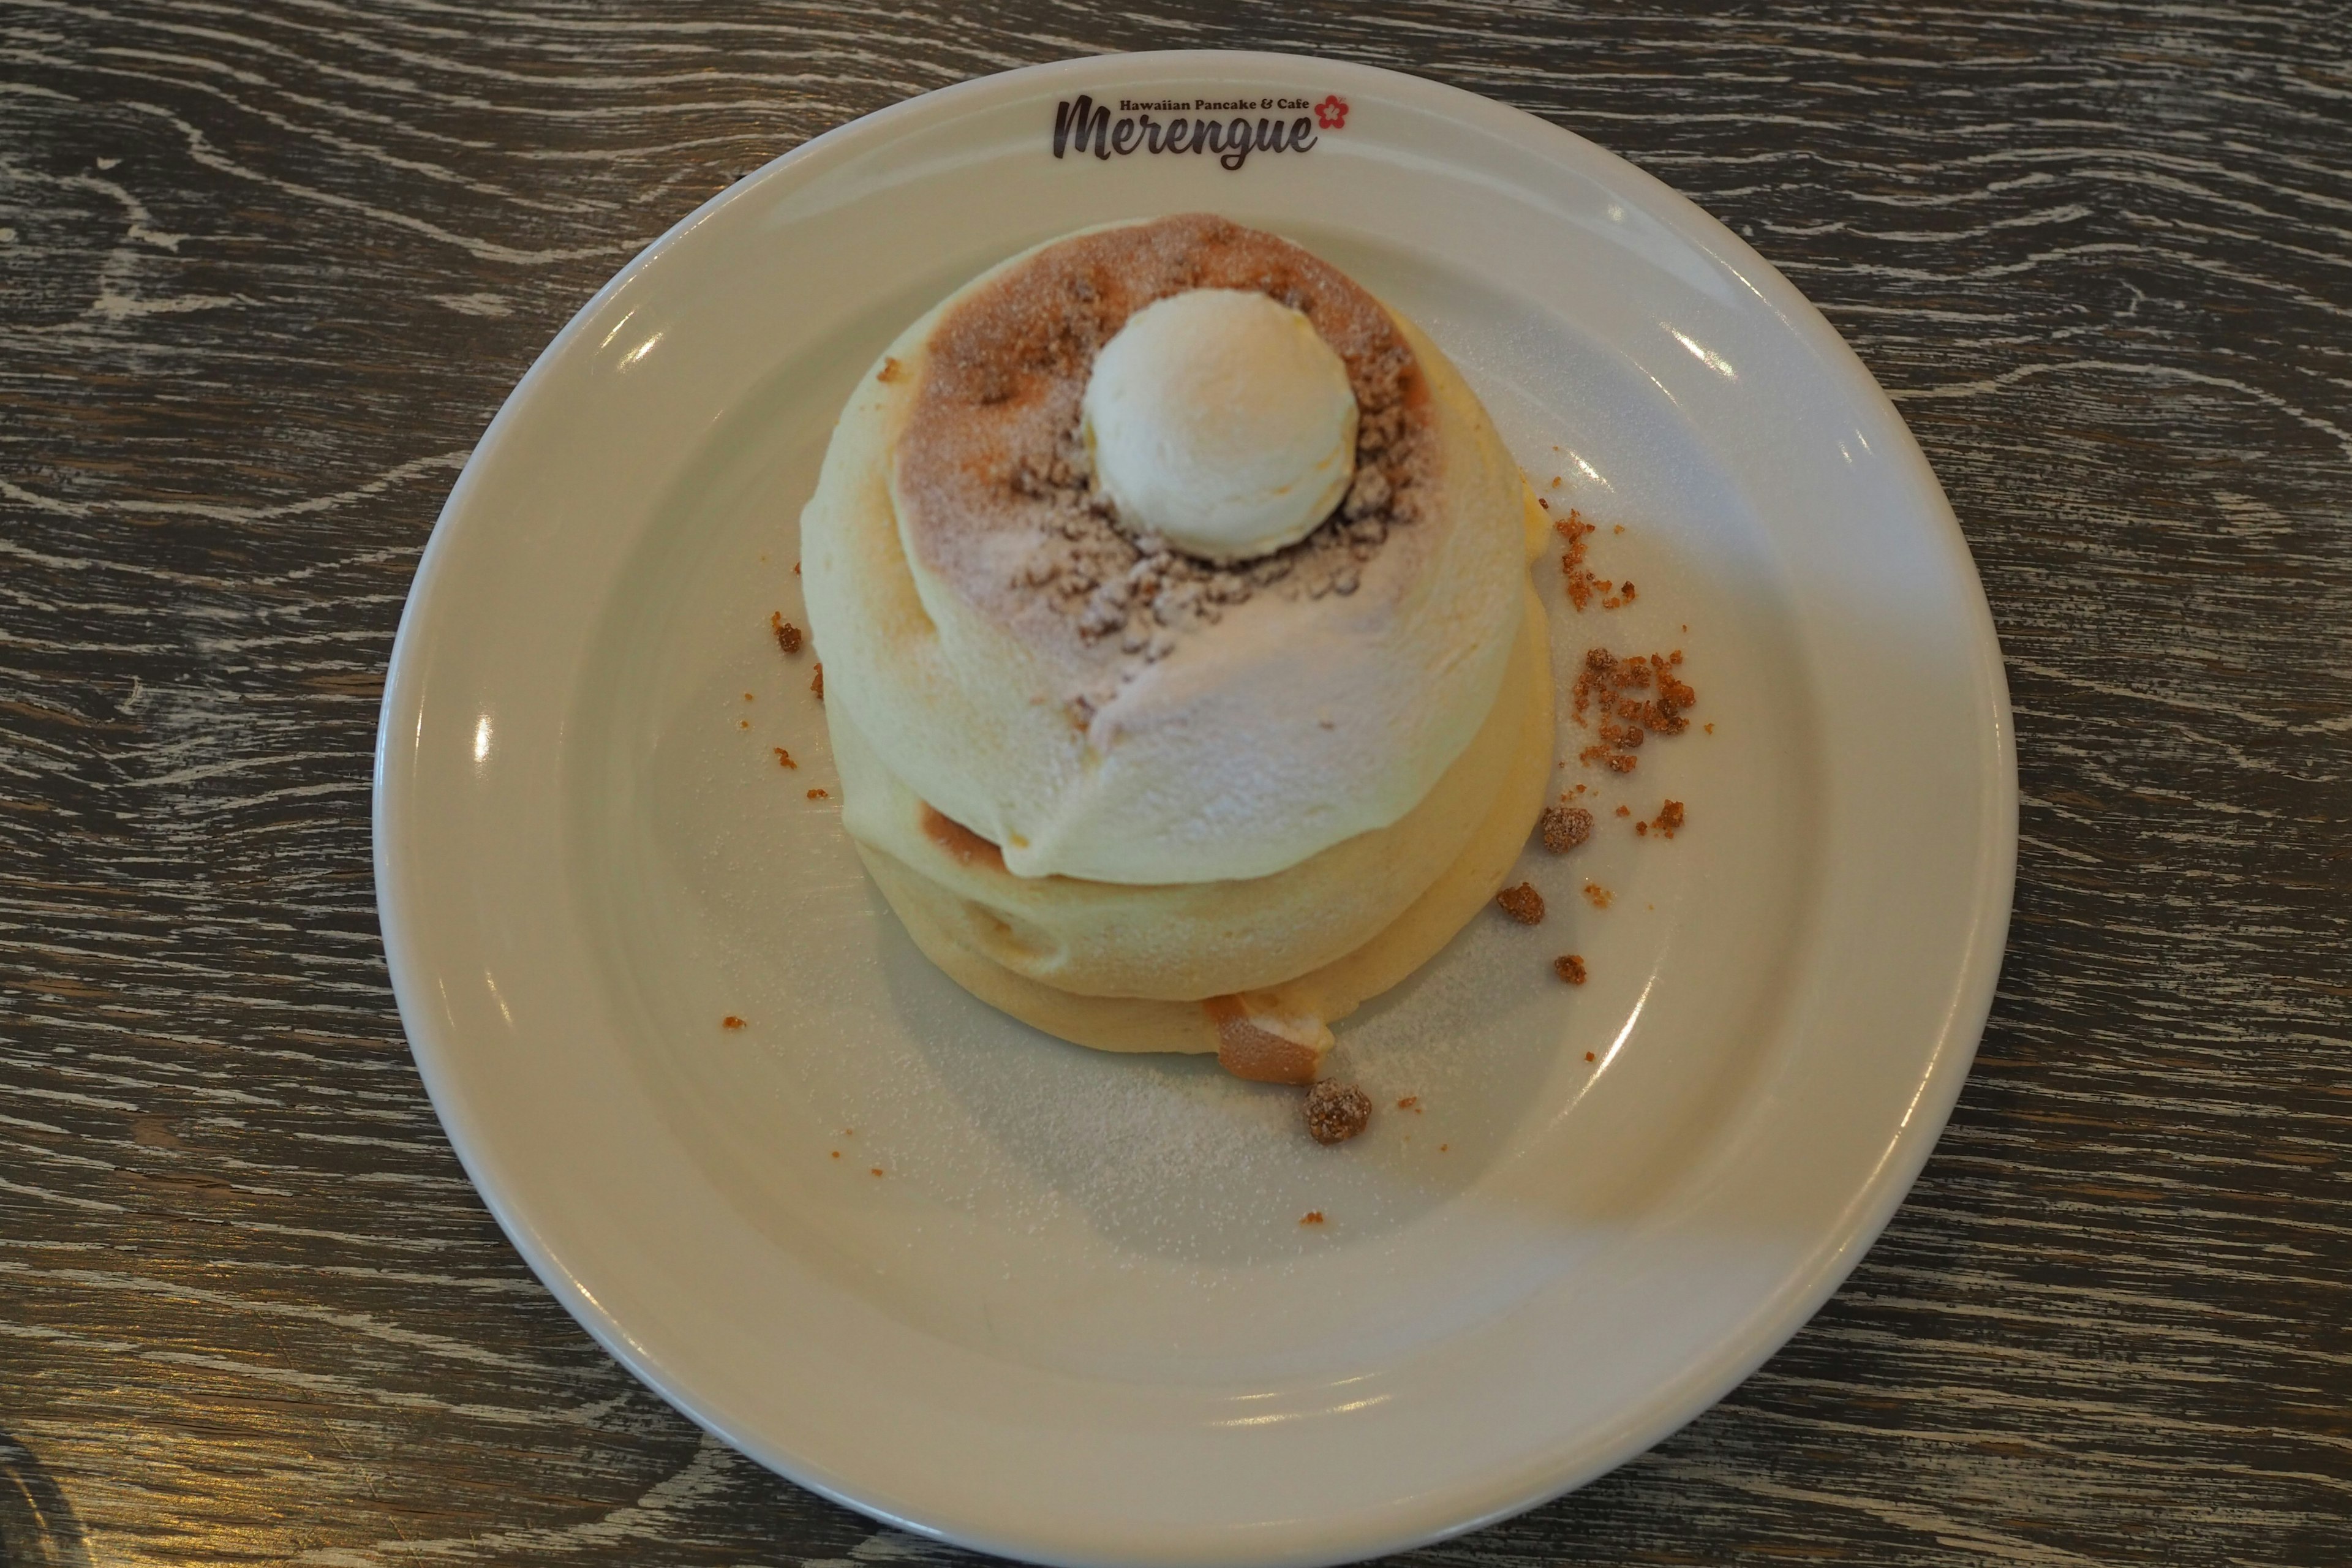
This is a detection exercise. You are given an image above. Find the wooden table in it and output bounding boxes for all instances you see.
[4,4,2346,1563]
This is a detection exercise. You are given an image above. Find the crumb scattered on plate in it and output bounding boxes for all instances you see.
[1304,1081,1373,1145]
[1496,883,1546,924]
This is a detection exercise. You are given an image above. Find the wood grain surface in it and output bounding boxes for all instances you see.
[2,3,2347,1564]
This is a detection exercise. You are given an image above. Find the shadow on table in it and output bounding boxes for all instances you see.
[0,1434,90,1568]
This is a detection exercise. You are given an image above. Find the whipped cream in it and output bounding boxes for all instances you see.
[1080,288,1357,563]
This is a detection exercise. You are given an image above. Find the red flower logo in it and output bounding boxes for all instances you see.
[1314,94,1349,131]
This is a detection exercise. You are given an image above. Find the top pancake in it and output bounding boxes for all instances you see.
[800,215,1532,885]
[895,214,1440,712]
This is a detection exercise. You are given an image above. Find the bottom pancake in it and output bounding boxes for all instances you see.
[848,583,1556,1082]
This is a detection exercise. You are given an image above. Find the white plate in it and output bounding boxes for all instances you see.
[375,51,2014,1568]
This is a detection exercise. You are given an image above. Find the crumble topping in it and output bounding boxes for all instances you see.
[1573,647,1696,773]
[1556,510,1599,610]
[894,215,1441,715]
[1539,804,1593,853]
[1496,882,1546,924]
[1553,508,1638,611]
[1303,1080,1373,1145]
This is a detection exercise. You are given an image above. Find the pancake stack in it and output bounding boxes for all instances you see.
[801,214,1551,1083]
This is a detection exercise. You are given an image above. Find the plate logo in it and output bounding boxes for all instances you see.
[1050,92,1343,172]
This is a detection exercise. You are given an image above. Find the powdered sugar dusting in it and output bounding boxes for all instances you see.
[896,214,1440,717]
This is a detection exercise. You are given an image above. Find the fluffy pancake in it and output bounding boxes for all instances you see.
[848,584,1556,1077]
[800,215,1528,886]
[832,571,1549,1001]
[797,214,1556,1080]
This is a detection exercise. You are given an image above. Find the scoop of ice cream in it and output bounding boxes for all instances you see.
[1080,288,1357,562]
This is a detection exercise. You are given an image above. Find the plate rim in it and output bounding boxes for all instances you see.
[374,47,2018,1567]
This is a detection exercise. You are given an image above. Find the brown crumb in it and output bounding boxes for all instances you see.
[829,1150,840,1158]
[1439,1143,1450,1153]
[721,1016,745,1030]
[738,719,750,729]
[1585,1051,1597,1062]
[870,1167,884,1177]
[1539,805,1593,853]
[1496,882,1546,924]
[1636,821,1647,836]
[876,356,904,383]
[1652,799,1686,839]
[1583,881,1613,909]
[1553,954,1587,985]
[1615,804,1630,817]
[1571,646,1697,772]
[806,788,828,799]
[810,662,824,701]
[1304,1080,1373,1145]
[773,747,797,769]
[1614,524,1626,535]
[1621,581,1637,603]
[1555,509,1600,609]
[742,692,754,702]
[1396,1095,1422,1112]
[1300,1210,1325,1225]
[793,561,801,575]
[771,612,803,655]
[1705,722,1714,734]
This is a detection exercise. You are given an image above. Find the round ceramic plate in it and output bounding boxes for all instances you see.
[375,51,2014,1568]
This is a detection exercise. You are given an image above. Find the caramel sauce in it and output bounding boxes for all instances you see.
[920,804,1005,872]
